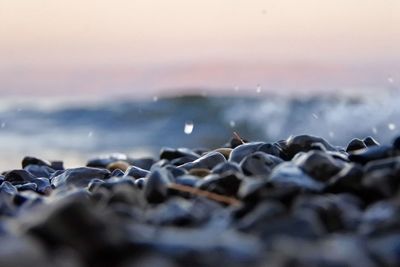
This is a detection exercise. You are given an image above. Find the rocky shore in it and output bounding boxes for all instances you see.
[1,134,400,266]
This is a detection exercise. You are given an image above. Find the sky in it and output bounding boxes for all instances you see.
[0,0,399,98]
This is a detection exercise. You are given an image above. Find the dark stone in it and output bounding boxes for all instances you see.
[281,134,337,159]
[160,147,199,161]
[16,183,38,192]
[0,181,18,197]
[51,167,110,188]
[361,157,400,199]
[179,151,226,171]
[24,198,132,267]
[236,201,286,231]
[174,175,199,187]
[238,179,299,206]
[240,152,283,177]
[127,157,155,171]
[346,138,367,152]
[4,169,36,185]
[229,142,281,163]
[21,156,52,168]
[294,150,344,182]
[170,156,199,166]
[144,168,174,204]
[363,136,380,147]
[163,165,187,178]
[197,172,243,196]
[212,161,241,175]
[24,164,55,179]
[326,164,365,195]
[134,178,147,189]
[368,234,400,267]
[111,169,125,177]
[293,194,362,232]
[394,135,400,150]
[349,145,395,164]
[268,162,325,191]
[50,161,64,170]
[123,166,150,179]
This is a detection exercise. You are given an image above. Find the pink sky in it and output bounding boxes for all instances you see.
[0,0,399,97]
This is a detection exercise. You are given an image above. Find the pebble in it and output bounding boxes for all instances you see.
[106,161,130,172]
[4,169,37,185]
[123,165,150,179]
[293,150,344,182]
[51,167,110,188]
[240,152,283,177]
[179,151,226,170]
[349,145,396,164]
[268,162,325,191]
[346,138,367,152]
[144,168,174,204]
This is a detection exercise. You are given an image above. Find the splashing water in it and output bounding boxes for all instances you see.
[184,121,194,135]
[256,84,262,94]
[388,123,396,131]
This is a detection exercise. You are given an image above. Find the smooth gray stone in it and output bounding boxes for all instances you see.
[51,167,110,188]
[346,138,367,152]
[21,156,52,168]
[212,161,241,175]
[4,170,36,185]
[197,172,243,196]
[144,168,174,204]
[16,183,38,192]
[24,164,55,179]
[293,150,344,182]
[268,162,325,191]
[282,134,337,159]
[240,152,283,177]
[160,147,200,161]
[123,166,150,179]
[229,142,267,163]
[179,151,226,170]
[349,145,395,164]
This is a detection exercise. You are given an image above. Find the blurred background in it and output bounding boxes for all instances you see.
[0,0,399,169]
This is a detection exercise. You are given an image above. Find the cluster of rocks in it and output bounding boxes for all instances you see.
[1,134,400,266]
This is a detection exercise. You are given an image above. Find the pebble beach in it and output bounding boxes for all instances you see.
[1,133,400,266]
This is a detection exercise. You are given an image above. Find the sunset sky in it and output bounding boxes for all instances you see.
[0,0,399,97]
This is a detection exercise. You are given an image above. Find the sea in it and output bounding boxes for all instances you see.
[0,90,399,170]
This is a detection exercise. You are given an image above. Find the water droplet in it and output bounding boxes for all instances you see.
[372,127,378,134]
[388,77,394,84]
[230,120,236,127]
[388,123,396,131]
[329,131,335,138]
[153,96,158,102]
[88,131,93,137]
[256,84,262,93]
[234,85,240,92]
[17,108,22,112]
[312,113,319,119]
[0,122,5,128]
[262,9,267,14]
[184,121,194,135]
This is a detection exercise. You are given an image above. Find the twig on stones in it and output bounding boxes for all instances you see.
[168,183,241,206]
[233,131,245,144]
